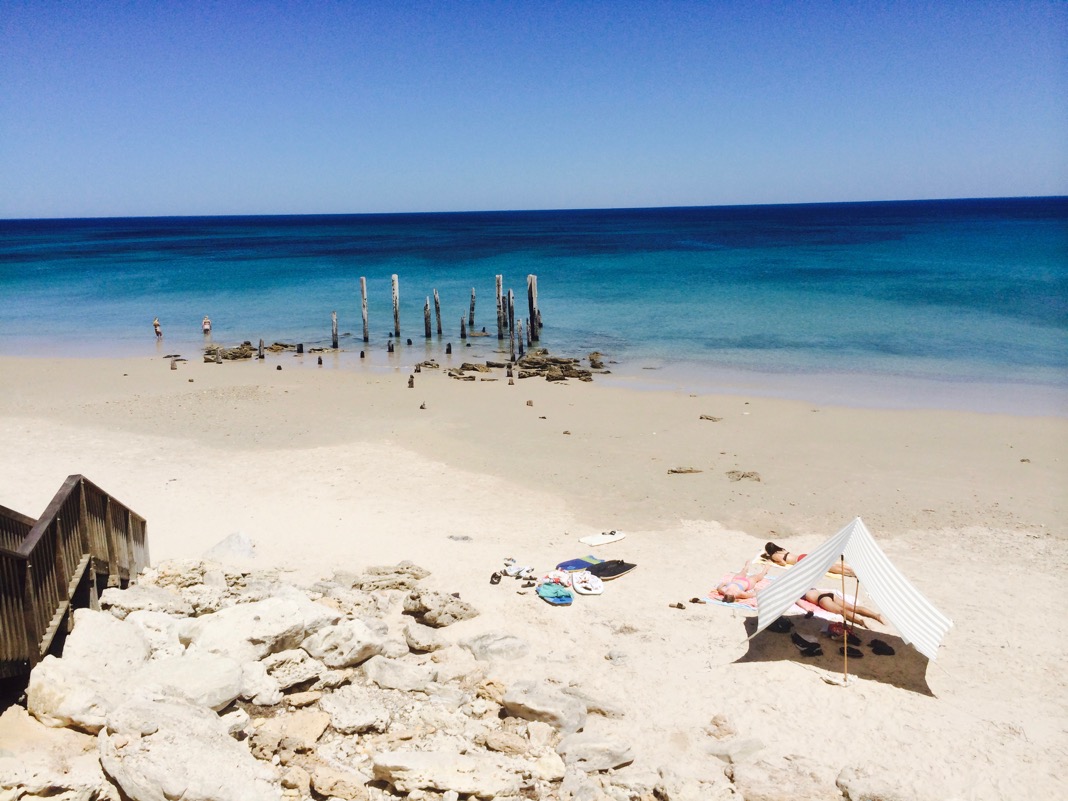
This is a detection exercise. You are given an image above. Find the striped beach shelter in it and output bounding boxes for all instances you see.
[754,517,953,661]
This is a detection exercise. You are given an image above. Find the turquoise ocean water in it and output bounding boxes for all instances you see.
[1,198,1065,415]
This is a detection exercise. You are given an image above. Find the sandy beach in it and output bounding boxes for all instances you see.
[2,352,1066,799]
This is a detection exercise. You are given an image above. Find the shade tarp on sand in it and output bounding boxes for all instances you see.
[754,517,953,660]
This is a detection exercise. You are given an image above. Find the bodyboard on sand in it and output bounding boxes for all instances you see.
[571,570,604,595]
[586,559,636,581]
[578,530,626,546]
[556,555,606,572]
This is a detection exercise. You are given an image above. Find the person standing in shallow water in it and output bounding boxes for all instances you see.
[202,316,212,334]
[153,317,162,339]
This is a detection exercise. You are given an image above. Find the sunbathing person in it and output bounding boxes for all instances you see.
[716,560,768,603]
[764,542,855,577]
[803,588,885,627]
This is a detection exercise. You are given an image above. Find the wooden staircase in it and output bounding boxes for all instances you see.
[0,476,149,677]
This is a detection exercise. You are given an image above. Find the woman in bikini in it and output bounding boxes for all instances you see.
[716,560,768,604]
[803,588,885,627]
[765,542,855,577]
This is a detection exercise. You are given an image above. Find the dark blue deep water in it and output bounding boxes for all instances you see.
[2,198,1066,414]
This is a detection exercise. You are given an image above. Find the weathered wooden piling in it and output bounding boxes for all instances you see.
[361,277,369,343]
[527,274,540,341]
[460,315,467,340]
[387,341,394,353]
[508,289,516,362]
[446,343,452,355]
[469,288,476,327]
[526,318,532,346]
[518,320,525,357]
[331,311,338,349]
[434,289,442,336]
[408,375,414,388]
[296,343,303,354]
[424,298,432,338]
[258,339,264,359]
[495,275,504,340]
[391,274,400,337]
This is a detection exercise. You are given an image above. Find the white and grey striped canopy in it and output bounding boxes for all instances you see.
[754,517,953,660]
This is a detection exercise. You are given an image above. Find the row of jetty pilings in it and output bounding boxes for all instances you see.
[345,274,542,360]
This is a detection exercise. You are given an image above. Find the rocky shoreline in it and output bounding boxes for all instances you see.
[3,553,734,801]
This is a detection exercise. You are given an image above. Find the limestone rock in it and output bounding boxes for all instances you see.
[63,608,152,672]
[125,610,185,661]
[403,590,479,628]
[201,531,258,566]
[301,619,385,668]
[503,681,587,734]
[261,649,325,690]
[836,766,916,801]
[530,751,567,782]
[556,731,635,772]
[27,655,126,733]
[404,621,450,653]
[482,729,528,756]
[362,655,435,692]
[371,750,520,798]
[353,561,430,592]
[181,597,321,663]
[98,694,281,801]
[460,632,529,662]
[240,661,283,707]
[309,764,369,800]
[100,584,194,620]
[132,651,243,711]
[729,755,839,801]
[561,686,626,718]
[249,709,331,760]
[0,706,115,799]
[320,683,392,734]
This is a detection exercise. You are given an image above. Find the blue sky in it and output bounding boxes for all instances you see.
[2,1,1065,217]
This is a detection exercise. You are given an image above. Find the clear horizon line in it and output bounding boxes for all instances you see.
[2,193,1065,223]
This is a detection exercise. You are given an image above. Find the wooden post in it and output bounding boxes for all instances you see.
[460,315,467,340]
[331,311,338,349]
[424,298,432,339]
[518,320,525,357]
[387,340,394,353]
[495,275,504,340]
[526,318,532,347]
[469,288,476,327]
[391,274,400,337]
[508,290,516,362]
[361,277,369,343]
[258,339,264,359]
[527,274,540,341]
[446,343,452,355]
[433,289,442,336]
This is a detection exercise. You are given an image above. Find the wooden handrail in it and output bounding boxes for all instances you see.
[0,475,149,677]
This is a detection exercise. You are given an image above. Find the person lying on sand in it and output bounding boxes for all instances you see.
[765,541,855,577]
[803,588,885,628]
[716,560,768,603]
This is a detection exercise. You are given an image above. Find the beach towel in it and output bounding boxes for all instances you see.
[703,572,772,611]
[702,574,826,619]
[536,582,573,606]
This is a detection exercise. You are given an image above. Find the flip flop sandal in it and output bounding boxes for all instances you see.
[839,646,864,658]
[490,572,502,585]
[669,602,685,609]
